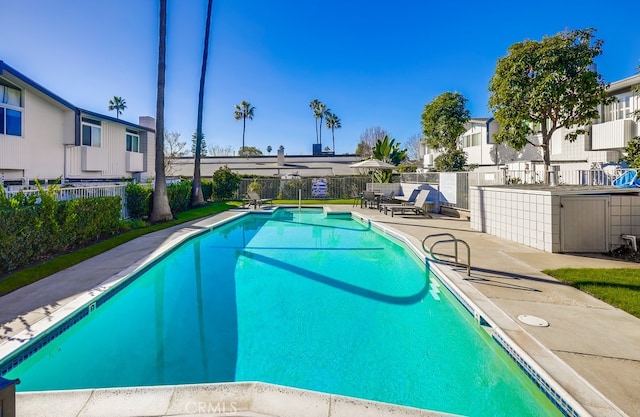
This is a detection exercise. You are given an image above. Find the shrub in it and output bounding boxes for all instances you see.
[247,178,262,194]
[201,179,213,201]
[125,182,152,220]
[0,194,123,275]
[167,180,191,214]
[211,166,242,200]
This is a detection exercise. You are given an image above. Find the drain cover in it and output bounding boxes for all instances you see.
[517,315,549,327]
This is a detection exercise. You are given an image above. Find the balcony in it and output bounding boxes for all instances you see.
[126,151,144,172]
[81,146,107,171]
[591,119,637,150]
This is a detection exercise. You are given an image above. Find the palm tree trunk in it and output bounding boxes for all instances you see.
[319,116,323,148]
[242,116,246,151]
[191,0,213,207]
[332,127,335,153]
[315,119,318,144]
[150,0,173,223]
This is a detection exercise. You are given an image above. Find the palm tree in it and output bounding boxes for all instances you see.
[325,112,341,153]
[149,0,173,223]
[316,103,328,148]
[267,145,272,155]
[234,100,255,151]
[309,99,321,144]
[191,0,213,207]
[108,96,127,119]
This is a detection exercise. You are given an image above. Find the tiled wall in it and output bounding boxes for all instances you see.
[610,194,640,248]
[470,187,555,252]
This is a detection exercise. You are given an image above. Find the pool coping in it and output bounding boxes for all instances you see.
[0,207,627,416]
[16,381,460,417]
[353,212,626,417]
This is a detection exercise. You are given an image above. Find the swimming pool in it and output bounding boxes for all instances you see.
[1,208,562,416]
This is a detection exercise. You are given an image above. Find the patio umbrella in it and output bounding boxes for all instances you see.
[350,158,396,183]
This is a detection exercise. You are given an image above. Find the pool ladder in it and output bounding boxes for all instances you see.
[422,233,471,276]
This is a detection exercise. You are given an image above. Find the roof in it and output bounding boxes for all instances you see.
[607,73,640,93]
[0,60,153,132]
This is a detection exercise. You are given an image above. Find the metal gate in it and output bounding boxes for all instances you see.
[560,196,609,252]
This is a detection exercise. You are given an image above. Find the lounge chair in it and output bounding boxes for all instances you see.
[379,189,418,212]
[245,191,273,209]
[384,189,432,217]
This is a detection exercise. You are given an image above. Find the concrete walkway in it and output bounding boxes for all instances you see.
[347,206,640,417]
[1,206,639,416]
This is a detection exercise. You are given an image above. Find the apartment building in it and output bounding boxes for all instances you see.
[0,60,155,184]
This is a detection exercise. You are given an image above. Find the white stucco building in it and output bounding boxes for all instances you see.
[0,60,155,184]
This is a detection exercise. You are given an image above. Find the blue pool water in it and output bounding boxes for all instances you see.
[2,208,562,416]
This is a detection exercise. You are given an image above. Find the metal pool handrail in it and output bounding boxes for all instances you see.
[422,233,471,276]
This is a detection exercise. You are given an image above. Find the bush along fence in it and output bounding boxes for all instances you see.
[125,179,213,220]
[0,183,122,275]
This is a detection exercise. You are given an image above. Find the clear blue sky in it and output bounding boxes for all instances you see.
[2,0,639,156]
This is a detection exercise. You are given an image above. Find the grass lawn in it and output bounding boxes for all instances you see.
[0,199,352,297]
[544,268,640,319]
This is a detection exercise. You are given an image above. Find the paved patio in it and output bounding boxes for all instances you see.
[1,205,639,416]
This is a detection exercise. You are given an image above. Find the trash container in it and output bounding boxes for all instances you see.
[0,376,19,417]
[548,165,559,186]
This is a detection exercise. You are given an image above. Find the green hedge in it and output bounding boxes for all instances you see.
[0,196,122,275]
[126,180,207,220]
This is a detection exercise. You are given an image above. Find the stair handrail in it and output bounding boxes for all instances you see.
[422,233,471,276]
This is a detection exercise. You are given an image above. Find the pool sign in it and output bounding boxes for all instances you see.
[312,178,327,198]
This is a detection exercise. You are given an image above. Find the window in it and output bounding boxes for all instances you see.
[462,132,482,147]
[0,84,23,136]
[604,92,637,122]
[126,130,139,152]
[81,117,101,147]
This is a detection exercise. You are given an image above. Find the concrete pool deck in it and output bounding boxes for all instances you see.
[1,205,639,416]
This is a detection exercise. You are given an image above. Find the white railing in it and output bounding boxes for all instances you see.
[3,183,129,218]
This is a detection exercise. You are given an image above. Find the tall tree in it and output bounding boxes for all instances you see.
[488,28,613,183]
[266,145,273,155]
[191,131,208,156]
[421,91,471,171]
[309,99,321,144]
[316,102,328,148]
[356,126,389,158]
[404,134,423,161]
[234,100,255,151]
[108,96,127,119]
[325,112,341,153]
[238,146,263,157]
[191,0,213,207]
[164,131,187,176]
[150,0,173,223]
[421,91,470,150]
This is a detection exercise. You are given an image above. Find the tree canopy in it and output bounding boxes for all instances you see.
[238,146,263,157]
[421,91,470,151]
[234,100,255,150]
[356,126,389,158]
[191,131,208,156]
[108,96,127,119]
[488,28,613,181]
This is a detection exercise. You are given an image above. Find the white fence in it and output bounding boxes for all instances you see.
[402,168,636,211]
[467,168,634,186]
[3,183,129,218]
